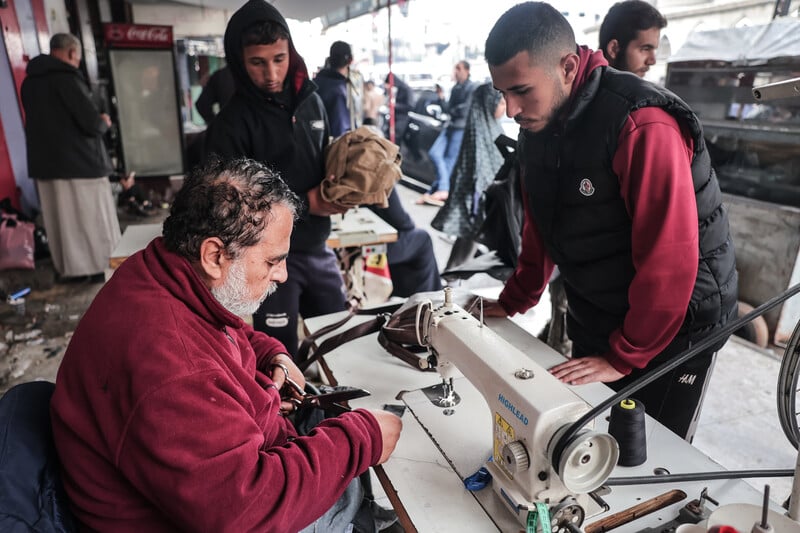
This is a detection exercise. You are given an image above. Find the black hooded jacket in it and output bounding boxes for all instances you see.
[204,0,331,253]
[21,54,112,179]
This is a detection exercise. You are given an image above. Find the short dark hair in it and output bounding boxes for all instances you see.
[329,40,352,69]
[599,1,667,58]
[242,20,289,48]
[485,2,575,67]
[50,33,80,52]
[457,60,470,71]
[163,156,300,261]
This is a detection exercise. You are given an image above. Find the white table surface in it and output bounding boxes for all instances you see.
[304,305,780,533]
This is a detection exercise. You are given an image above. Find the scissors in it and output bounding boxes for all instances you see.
[282,378,371,414]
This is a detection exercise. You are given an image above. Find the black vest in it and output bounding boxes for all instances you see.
[521,67,738,357]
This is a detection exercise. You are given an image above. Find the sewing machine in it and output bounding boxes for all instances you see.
[303,293,788,532]
[413,287,618,529]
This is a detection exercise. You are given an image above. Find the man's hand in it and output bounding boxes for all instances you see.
[366,409,402,464]
[268,353,305,413]
[100,113,112,127]
[306,181,349,217]
[119,171,135,191]
[549,356,624,385]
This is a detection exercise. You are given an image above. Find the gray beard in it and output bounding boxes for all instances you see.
[211,260,276,317]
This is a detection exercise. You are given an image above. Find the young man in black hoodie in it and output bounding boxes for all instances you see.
[205,0,349,357]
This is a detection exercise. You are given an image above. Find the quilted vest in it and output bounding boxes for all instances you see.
[520,67,738,355]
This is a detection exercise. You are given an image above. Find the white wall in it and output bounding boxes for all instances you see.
[131,4,231,38]
[42,0,70,42]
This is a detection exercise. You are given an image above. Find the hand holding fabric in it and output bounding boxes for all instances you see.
[307,183,349,216]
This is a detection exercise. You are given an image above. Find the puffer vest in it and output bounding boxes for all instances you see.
[521,67,738,356]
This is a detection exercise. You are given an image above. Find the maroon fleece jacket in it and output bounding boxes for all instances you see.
[50,238,382,532]
[499,46,699,374]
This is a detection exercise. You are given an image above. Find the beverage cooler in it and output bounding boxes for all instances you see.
[103,23,185,178]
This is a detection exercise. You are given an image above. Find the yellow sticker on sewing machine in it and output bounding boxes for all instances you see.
[494,412,515,473]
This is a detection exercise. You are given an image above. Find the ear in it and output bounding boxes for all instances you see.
[561,53,580,86]
[68,48,80,64]
[605,39,620,61]
[198,237,228,283]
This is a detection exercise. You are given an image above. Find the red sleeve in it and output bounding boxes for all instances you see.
[119,376,382,532]
[604,107,698,374]
[498,181,555,315]
[247,324,290,371]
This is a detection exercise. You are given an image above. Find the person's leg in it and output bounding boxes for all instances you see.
[437,128,465,194]
[252,260,303,356]
[297,248,348,318]
[546,273,571,356]
[426,129,450,194]
[385,228,442,297]
[297,477,363,533]
[608,349,717,442]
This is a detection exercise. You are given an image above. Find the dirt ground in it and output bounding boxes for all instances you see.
[0,205,169,395]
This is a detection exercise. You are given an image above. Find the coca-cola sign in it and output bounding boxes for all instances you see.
[104,24,173,49]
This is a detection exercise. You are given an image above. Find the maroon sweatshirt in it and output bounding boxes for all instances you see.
[51,238,382,532]
[499,47,699,374]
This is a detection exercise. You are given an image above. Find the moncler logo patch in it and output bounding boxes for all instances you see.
[310,120,325,130]
[579,178,595,197]
[264,313,290,328]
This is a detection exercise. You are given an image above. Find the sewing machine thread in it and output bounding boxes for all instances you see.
[608,398,647,466]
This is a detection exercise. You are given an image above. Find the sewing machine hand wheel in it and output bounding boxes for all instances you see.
[778,318,800,449]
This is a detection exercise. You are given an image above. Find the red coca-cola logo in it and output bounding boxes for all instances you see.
[104,24,173,48]
[125,26,170,43]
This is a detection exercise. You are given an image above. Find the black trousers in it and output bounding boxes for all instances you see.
[573,343,717,442]
[253,248,346,357]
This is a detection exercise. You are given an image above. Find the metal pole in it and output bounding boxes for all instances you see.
[387,0,395,144]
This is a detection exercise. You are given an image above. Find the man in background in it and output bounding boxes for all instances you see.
[21,33,120,282]
[314,41,363,137]
[421,60,476,205]
[205,0,348,357]
[195,65,235,124]
[599,0,667,78]
[315,42,442,299]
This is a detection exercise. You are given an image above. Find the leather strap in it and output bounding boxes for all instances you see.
[298,314,390,373]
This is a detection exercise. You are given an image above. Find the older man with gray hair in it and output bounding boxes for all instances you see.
[51,156,402,531]
[21,33,119,282]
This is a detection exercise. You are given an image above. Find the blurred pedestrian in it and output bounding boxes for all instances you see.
[195,65,235,124]
[362,80,384,128]
[384,74,414,144]
[314,41,364,137]
[21,33,120,282]
[419,60,477,205]
[431,82,506,270]
[316,48,442,299]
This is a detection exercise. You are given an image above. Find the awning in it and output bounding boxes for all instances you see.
[668,18,800,65]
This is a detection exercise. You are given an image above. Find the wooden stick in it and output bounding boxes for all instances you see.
[584,489,687,533]
[372,464,418,533]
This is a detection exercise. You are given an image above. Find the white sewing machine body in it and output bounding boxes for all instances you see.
[417,290,618,528]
